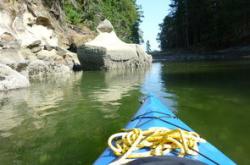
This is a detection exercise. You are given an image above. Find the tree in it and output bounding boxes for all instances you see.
[146,40,151,53]
[158,0,250,51]
[56,0,143,43]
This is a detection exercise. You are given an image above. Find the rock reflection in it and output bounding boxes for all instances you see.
[94,70,147,102]
[0,73,82,137]
[82,69,149,118]
[0,89,29,137]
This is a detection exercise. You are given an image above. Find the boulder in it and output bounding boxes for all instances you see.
[44,45,55,51]
[0,64,30,91]
[27,59,71,77]
[0,32,15,42]
[26,40,43,53]
[27,60,50,76]
[36,49,58,62]
[97,19,114,33]
[0,49,26,70]
[11,11,58,47]
[77,20,152,70]
[0,40,21,49]
[35,16,54,29]
[26,40,41,49]
[67,26,95,47]
[30,46,42,53]
[0,31,20,49]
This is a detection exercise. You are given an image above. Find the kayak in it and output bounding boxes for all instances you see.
[94,95,236,165]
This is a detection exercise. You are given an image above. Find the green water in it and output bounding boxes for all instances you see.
[0,61,250,164]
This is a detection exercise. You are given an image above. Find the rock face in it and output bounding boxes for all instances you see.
[77,19,152,70]
[0,64,30,91]
[0,0,88,91]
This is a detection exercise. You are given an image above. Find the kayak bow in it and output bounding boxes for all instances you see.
[94,95,236,165]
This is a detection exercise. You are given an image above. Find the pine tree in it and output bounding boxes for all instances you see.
[146,40,151,53]
[158,0,250,51]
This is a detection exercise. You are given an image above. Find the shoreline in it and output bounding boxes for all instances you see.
[152,46,250,62]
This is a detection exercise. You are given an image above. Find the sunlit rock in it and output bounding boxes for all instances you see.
[77,19,152,70]
[0,64,30,91]
[97,19,114,33]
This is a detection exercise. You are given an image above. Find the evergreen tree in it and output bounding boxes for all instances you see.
[146,40,151,53]
[158,0,250,51]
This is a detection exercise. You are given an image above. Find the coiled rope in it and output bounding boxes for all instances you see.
[108,127,206,165]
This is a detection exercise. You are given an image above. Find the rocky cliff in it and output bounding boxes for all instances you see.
[0,0,150,91]
[0,0,94,91]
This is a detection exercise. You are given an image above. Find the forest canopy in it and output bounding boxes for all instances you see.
[157,0,250,51]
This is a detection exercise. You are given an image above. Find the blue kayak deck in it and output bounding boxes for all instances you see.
[94,95,236,165]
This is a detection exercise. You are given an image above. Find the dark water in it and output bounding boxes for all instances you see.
[0,61,250,165]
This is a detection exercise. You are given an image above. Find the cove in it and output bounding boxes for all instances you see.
[0,61,250,164]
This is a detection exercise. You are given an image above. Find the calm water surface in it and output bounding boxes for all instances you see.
[0,61,250,165]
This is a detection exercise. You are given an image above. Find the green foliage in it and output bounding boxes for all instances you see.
[63,1,83,25]
[97,0,143,43]
[158,0,250,51]
[62,0,143,43]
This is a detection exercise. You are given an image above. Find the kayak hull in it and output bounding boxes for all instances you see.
[94,95,236,165]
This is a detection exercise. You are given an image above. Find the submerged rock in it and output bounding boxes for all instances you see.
[77,19,152,70]
[0,64,30,91]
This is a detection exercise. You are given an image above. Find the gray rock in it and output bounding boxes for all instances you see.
[28,60,50,76]
[77,45,106,70]
[26,40,41,49]
[0,64,30,91]
[0,32,16,42]
[12,16,26,33]
[97,19,114,33]
[0,76,5,81]
[77,20,152,70]
[0,40,21,49]
[25,40,42,53]
[77,44,152,70]
[44,45,55,51]
[19,48,37,61]
[37,49,59,62]
[55,46,67,56]
[28,59,71,78]
[35,16,54,29]
[0,49,26,69]
[30,46,42,53]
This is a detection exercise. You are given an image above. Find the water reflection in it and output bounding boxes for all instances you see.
[0,61,249,164]
[0,68,150,137]
[161,61,250,164]
[0,67,152,165]
[141,63,177,111]
[81,69,149,118]
[0,73,82,137]
[92,70,146,103]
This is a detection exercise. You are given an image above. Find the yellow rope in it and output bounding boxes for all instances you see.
[108,127,205,165]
